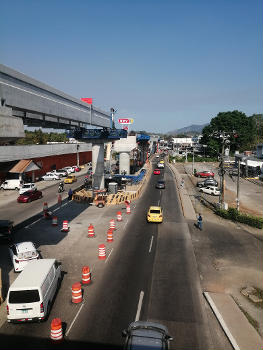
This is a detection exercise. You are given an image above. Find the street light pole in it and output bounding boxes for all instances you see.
[236,158,240,211]
[192,148,195,175]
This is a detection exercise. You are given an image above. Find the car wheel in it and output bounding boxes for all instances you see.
[15,187,19,191]
[45,302,51,320]
[97,203,104,208]
[27,198,31,203]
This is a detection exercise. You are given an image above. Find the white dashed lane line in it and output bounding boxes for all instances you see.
[149,236,154,253]
[135,291,144,321]
[65,303,85,337]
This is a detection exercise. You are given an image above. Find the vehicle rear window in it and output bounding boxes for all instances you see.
[150,210,161,214]
[9,290,40,303]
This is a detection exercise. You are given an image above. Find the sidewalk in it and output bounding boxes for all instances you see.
[168,161,263,349]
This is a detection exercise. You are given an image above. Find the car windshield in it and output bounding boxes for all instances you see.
[22,191,32,196]
[158,181,164,184]
[150,210,161,214]
[9,290,40,303]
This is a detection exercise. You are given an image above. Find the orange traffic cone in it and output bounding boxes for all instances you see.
[88,224,95,238]
[43,202,48,212]
[117,211,122,222]
[126,205,131,214]
[81,266,91,285]
[61,220,69,232]
[52,216,58,226]
[107,229,113,242]
[50,318,63,342]
[109,219,116,231]
[71,282,82,304]
[98,244,106,260]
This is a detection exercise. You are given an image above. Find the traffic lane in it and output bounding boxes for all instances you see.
[0,201,133,347]
[65,170,162,346]
[0,175,86,226]
[147,166,212,349]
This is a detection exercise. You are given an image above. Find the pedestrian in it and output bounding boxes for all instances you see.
[180,179,184,188]
[197,213,203,230]
[68,188,73,201]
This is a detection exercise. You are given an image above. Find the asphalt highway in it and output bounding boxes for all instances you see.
[0,163,212,349]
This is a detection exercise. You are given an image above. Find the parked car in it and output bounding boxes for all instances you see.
[9,242,39,272]
[196,178,218,188]
[64,175,77,184]
[147,206,163,223]
[46,170,63,178]
[19,183,37,195]
[153,169,161,175]
[0,220,14,242]
[72,166,81,172]
[17,189,43,203]
[122,321,173,350]
[41,173,60,181]
[7,259,61,322]
[195,171,214,178]
[199,186,220,196]
[63,166,75,173]
[51,169,67,177]
[0,179,23,191]
[156,180,165,189]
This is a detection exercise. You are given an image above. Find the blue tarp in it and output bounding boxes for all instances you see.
[114,169,146,184]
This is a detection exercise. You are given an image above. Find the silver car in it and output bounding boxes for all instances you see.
[122,321,173,350]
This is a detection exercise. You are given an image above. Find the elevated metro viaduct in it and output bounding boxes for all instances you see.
[0,64,128,189]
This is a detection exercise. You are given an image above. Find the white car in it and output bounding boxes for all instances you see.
[200,186,221,196]
[62,166,75,174]
[47,170,64,177]
[9,241,39,272]
[19,183,37,195]
[157,162,165,168]
[41,173,60,181]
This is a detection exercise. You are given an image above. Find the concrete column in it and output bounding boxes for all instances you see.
[92,141,105,190]
[119,151,130,175]
[0,107,25,143]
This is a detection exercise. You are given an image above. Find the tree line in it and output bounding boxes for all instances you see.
[15,129,68,145]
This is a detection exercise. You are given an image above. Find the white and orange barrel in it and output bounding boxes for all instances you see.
[61,220,69,232]
[43,202,48,212]
[71,282,82,304]
[109,219,116,231]
[107,229,113,243]
[116,211,122,222]
[50,318,63,341]
[98,244,106,260]
[88,224,95,238]
[81,266,91,285]
[126,205,131,214]
[52,216,58,226]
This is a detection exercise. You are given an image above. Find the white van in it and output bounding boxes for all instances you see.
[7,259,61,322]
[0,179,23,190]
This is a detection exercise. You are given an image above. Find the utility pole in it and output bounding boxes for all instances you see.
[236,158,240,211]
[221,141,225,206]
[192,148,195,175]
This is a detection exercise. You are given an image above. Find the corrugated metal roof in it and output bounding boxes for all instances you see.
[9,160,40,173]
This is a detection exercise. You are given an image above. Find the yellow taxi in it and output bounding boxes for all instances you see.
[160,160,164,164]
[64,175,77,184]
[147,206,163,223]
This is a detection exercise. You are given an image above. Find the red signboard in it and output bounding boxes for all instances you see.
[81,98,93,104]
[118,118,130,124]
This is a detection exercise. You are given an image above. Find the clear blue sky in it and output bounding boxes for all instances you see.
[1,0,262,133]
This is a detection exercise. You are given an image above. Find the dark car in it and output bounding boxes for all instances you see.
[197,178,218,188]
[0,220,14,241]
[17,189,43,203]
[122,321,173,350]
[156,180,165,189]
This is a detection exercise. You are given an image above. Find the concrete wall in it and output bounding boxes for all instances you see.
[0,143,92,162]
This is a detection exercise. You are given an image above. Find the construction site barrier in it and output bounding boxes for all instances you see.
[71,282,82,304]
[50,318,63,342]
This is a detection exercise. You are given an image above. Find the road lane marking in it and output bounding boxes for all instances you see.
[124,220,129,229]
[135,291,144,321]
[25,217,42,228]
[149,236,154,253]
[105,248,113,263]
[157,200,160,206]
[65,302,85,337]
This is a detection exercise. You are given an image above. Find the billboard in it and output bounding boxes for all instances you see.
[118,118,134,124]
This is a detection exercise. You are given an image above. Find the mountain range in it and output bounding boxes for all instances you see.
[167,123,208,135]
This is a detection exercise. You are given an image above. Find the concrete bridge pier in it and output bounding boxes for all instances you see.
[119,151,130,175]
[92,140,105,190]
[0,107,25,143]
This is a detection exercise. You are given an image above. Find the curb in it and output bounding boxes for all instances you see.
[204,292,240,350]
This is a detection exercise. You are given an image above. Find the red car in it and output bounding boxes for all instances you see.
[17,190,43,203]
[153,169,161,175]
[195,171,214,178]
